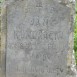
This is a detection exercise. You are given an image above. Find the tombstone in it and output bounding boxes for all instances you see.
[1,0,75,77]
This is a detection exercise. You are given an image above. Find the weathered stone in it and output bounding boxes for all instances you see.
[0,5,7,77]
[1,0,75,77]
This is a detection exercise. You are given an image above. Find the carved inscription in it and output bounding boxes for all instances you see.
[6,0,70,77]
[13,16,64,41]
[14,30,63,40]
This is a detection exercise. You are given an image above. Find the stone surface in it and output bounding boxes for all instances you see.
[1,0,74,77]
[0,4,7,77]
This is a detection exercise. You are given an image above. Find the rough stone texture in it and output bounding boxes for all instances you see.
[0,7,1,77]
[0,6,7,77]
[1,0,75,77]
[67,1,77,77]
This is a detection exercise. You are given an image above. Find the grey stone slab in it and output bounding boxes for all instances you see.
[5,0,73,77]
